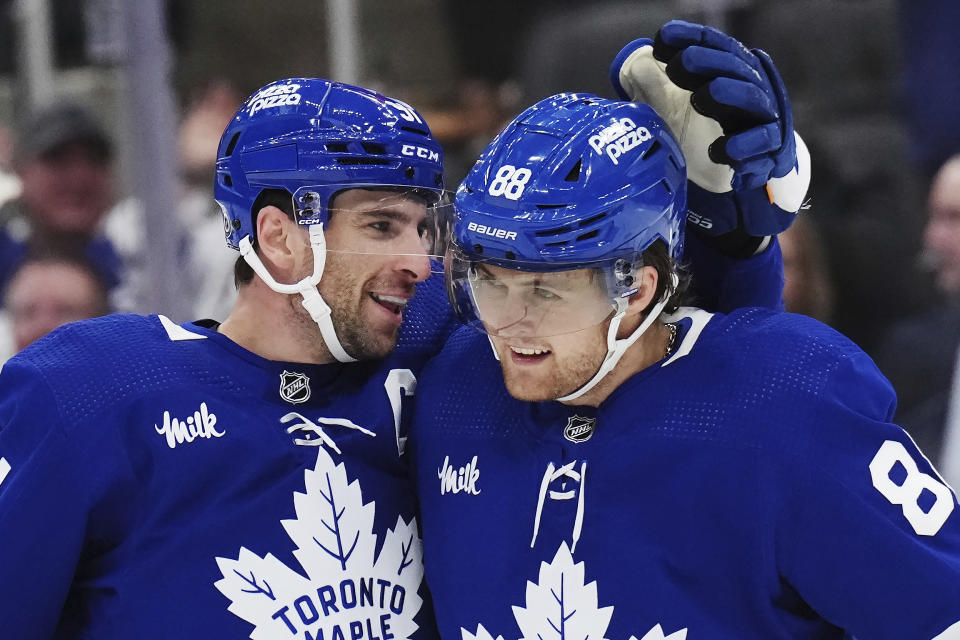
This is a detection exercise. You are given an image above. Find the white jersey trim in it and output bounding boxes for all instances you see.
[159,315,207,342]
[661,307,713,368]
[932,620,960,640]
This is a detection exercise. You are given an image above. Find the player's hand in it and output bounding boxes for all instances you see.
[610,20,810,245]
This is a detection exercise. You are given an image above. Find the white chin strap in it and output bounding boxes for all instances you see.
[556,274,678,403]
[238,224,357,363]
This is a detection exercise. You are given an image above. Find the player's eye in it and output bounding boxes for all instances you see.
[368,220,392,234]
[532,287,559,301]
[475,274,506,292]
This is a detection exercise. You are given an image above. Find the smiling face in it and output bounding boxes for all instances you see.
[306,188,433,360]
[472,262,617,401]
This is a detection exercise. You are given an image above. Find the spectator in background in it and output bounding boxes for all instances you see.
[779,213,834,323]
[105,80,242,319]
[0,253,110,361]
[0,103,121,300]
[177,80,245,319]
[0,125,20,207]
[876,154,960,469]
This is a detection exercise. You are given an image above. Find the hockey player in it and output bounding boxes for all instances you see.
[413,24,960,640]
[0,78,455,639]
[0,23,805,639]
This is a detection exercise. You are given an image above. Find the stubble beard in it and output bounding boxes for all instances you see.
[306,251,404,362]
[287,286,399,363]
[499,332,608,402]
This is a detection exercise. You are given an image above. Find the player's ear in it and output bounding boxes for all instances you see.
[255,205,298,273]
[626,265,659,318]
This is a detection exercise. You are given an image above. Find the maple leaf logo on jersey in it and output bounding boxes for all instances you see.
[214,445,423,640]
[460,543,687,640]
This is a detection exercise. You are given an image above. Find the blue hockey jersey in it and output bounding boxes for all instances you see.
[0,270,457,640]
[413,307,960,640]
[0,235,783,639]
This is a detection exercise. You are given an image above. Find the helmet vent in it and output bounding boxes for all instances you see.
[579,212,607,227]
[535,225,572,237]
[669,153,682,172]
[224,132,241,156]
[536,203,567,210]
[564,160,582,182]
[576,229,600,242]
[641,140,661,160]
[661,178,673,195]
[401,126,429,136]
[223,174,233,187]
[326,143,349,152]
[362,143,387,154]
[337,157,391,166]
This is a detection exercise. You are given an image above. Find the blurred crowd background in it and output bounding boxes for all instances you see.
[0,0,959,475]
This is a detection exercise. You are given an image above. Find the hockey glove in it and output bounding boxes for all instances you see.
[610,20,810,252]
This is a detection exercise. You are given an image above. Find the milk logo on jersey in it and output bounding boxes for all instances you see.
[459,543,688,640]
[563,415,596,443]
[438,455,481,496]
[588,117,652,165]
[247,82,302,116]
[215,443,424,640]
[154,402,224,450]
[280,370,311,404]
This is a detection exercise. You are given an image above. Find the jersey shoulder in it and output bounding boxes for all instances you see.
[413,325,521,438]
[646,307,899,453]
[3,313,238,431]
[395,269,459,360]
[703,307,894,411]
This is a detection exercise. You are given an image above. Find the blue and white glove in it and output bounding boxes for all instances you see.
[610,20,810,252]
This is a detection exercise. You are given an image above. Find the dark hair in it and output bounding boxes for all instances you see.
[639,239,691,316]
[233,188,295,287]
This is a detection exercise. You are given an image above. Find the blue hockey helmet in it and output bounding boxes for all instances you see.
[453,93,685,267]
[449,93,686,336]
[448,93,688,401]
[214,78,445,250]
[213,78,447,364]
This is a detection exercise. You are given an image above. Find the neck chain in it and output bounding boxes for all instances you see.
[664,322,678,358]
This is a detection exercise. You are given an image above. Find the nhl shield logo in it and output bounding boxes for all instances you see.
[279,370,311,404]
[563,415,596,443]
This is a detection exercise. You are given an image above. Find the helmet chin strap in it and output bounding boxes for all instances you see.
[556,273,678,403]
[238,224,357,363]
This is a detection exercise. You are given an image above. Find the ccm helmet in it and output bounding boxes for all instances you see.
[215,78,444,249]
[214,78,446,362]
